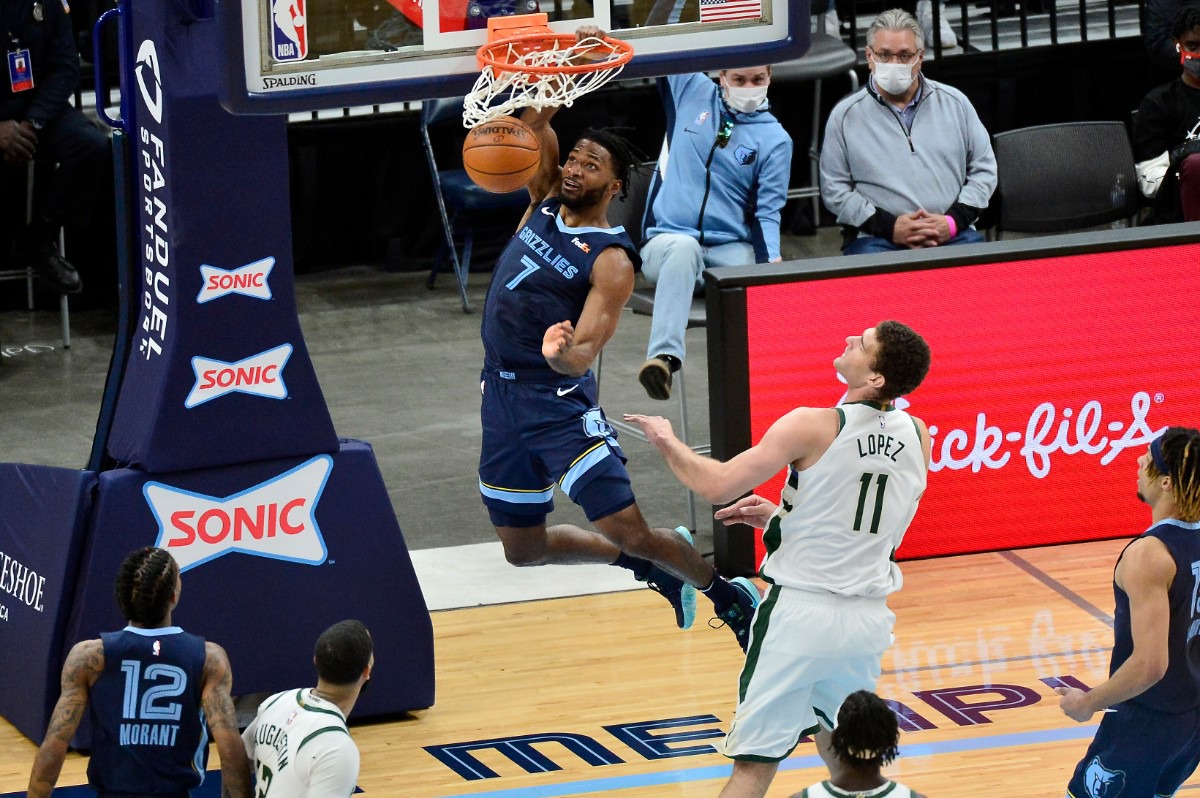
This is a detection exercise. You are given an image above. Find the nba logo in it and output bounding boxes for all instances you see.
[271,0,308,62]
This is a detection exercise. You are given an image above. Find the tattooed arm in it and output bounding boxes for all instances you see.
[203,642,253,798]
[28,639,103,798]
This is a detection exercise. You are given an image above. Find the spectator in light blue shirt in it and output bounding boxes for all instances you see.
[637,67,792,401]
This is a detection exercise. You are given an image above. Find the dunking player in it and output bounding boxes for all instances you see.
[28,546,252,798]
[1057,427,1200,798]
[243,620,373,796]
[627,321,932,798]
[477,27,759,645]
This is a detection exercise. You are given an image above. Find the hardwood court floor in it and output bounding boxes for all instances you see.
[3,538,1195,797]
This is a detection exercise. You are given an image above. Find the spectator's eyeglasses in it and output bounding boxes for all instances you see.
[717,116,735,148]
[869,47,922,64]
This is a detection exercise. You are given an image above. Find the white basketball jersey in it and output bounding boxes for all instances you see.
[798,779,918,798]
[760,401,926,597]
[242,688,359,798]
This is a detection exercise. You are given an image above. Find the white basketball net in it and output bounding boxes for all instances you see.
[462,36,629,128]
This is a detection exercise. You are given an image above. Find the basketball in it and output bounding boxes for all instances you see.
[462,117,541,193]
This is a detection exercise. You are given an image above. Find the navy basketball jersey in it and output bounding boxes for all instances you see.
[1110,519,1200,712]
[87,626,210,794]
[481,198,640,372]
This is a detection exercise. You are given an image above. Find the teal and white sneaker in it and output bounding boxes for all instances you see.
[713,576,761,652]
[638,526,698,630]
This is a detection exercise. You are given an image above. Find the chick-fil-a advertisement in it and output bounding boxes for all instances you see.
[744,243,1200,562]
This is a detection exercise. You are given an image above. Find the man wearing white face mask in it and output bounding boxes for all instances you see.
[636,67,792,401]
[1133,5,1200,224]
[819,8,996,256]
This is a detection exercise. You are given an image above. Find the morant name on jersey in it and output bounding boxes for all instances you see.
[118,721,180,747]
[517,225,578,278]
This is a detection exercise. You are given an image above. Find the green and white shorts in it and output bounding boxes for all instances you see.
[722,586,896,762]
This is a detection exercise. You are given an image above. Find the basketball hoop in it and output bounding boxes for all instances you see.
[462,14,634,128]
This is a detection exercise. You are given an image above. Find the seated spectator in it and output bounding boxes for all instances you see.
[1144,0,1196,76]
[637,67,792,401]
[787,690,927,798]
[819,8,996,256]
[0,0,111,296]
[1134,5,1200,224]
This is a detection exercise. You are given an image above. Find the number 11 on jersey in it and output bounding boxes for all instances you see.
[854,472,889,534]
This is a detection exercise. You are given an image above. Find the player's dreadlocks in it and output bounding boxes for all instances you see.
[115,547,179,626]
[829,690,901,770]
[1148,427,1200,522]
[576,127,644,202]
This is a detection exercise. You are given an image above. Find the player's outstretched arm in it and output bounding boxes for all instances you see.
[627,406,837,504]
[1056,536,1173,721]
[518,103,562,223]
[28,639,104,798]
[202,643,253,798]
[542,247,634,376]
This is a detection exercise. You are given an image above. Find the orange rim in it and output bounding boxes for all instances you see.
[476,32,634,75]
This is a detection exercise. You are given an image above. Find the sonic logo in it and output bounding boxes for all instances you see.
[144,456,332,571]
[197,257,275,304]
[185,344,293,408]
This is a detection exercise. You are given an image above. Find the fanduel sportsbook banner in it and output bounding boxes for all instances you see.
[106,4,336,474]
[744,243,1200,561]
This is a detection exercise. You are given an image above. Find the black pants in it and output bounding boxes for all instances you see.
[31,105,111,230]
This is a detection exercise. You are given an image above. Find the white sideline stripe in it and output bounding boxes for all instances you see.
[410,542,641,611]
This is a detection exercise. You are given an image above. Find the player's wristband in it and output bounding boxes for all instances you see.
[945,214,958,240]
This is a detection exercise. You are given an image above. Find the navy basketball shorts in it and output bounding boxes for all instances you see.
[478,370,635,527]
[1066,700,1200,798]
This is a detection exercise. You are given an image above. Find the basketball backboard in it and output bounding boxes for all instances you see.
[216,0,807,114]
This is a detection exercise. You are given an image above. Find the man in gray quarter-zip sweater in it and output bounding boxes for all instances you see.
[819,8,996,256]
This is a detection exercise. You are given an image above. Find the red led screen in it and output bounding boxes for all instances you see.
[744,244,1200,562]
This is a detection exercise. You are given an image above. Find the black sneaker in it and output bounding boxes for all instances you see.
[710,577,761,652]
[638,356,673,400]
[15,239,82,295]
[637,526,697,629]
